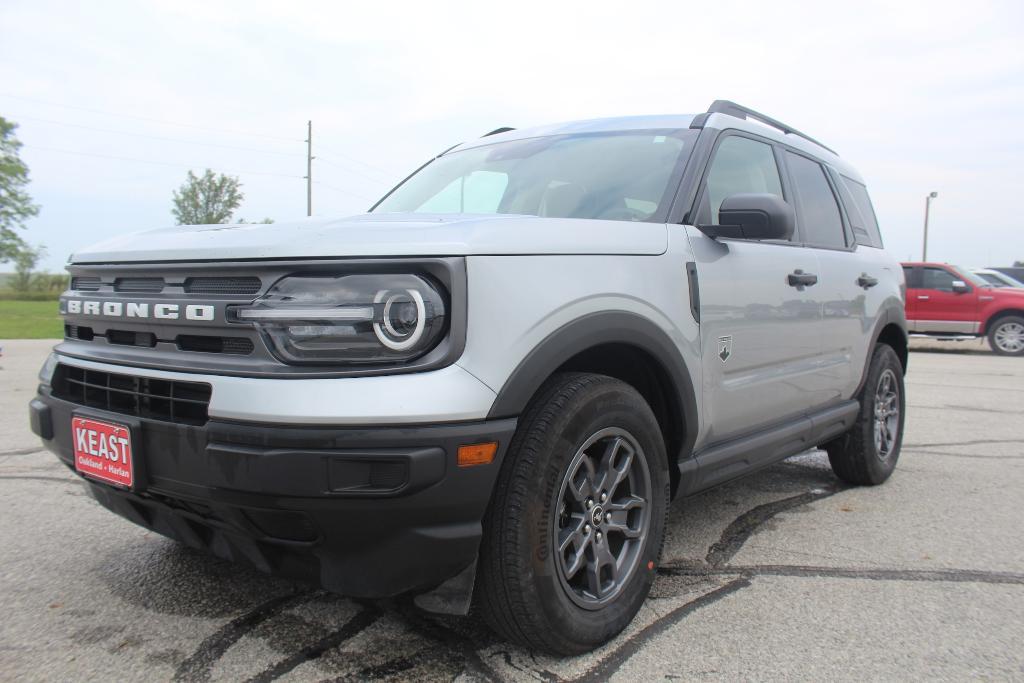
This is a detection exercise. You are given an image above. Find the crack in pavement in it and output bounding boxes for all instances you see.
[386,600,501,682]
[571,578,752,683]
[0,447,46,457]
[705,484,848,568]
[172,590,314,682]
[903,439,1022,449]
[904,449,1024,461]
[911,382,1024,393]
[659,564,1024,585]
[243,604,382,683]
[0,475,80,484]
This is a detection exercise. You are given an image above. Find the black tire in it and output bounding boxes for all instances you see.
[825,344,905,485]
[987,315,1024,356]
[476,372,669,655]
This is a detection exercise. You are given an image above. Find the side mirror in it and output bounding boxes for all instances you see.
[951,280,970,294]
[699,193,795,241]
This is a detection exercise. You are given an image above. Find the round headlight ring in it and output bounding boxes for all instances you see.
[373,288,427,351]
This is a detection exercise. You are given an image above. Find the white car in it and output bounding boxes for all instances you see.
[972,268,1024,288]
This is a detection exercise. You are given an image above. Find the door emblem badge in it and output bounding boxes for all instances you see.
[718,335,733,363]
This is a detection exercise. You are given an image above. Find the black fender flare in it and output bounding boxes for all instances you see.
[854,303,909,398]
[486,311,699,458]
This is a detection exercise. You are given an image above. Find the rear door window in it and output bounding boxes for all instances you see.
[784,151,847,249]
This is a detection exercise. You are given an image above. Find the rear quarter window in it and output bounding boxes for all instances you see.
[838,176,884,248]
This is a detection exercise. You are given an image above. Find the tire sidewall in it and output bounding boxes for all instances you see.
[517,380,669,650]
[988,316,1024,356]
[857,345,906,482]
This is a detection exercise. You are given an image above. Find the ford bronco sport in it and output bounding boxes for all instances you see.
[30,101,908,654]
[902,262,1024,355]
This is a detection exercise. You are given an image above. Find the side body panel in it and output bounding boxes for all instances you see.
[684,226,822,447]
[813,246,902,400]
[462,227,702,440]
[978,288,1024,333]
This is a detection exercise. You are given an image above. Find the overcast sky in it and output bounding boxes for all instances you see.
[2,0,1022,272]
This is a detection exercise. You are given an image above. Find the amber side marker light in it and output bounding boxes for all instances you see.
[458,442,498,467]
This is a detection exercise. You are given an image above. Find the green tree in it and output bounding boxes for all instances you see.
[11,243,45,293]
[0,117,40,262]
[171,169,243,225]
[34,271,69,294]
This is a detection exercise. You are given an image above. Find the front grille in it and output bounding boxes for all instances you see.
[106,329,157,348]
[52,364,211,425]
[71,277,101,291]
[184,277,262,295]
[176,335,254,355]
[114,277,165,293]
[66,324,95,341]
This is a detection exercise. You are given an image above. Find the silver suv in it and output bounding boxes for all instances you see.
[30,100,908,654]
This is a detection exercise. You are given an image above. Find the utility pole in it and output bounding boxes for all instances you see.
[305,120,313,216]
[922,191,938,261]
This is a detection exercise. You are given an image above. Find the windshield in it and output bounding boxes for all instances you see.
[373,130,696,222]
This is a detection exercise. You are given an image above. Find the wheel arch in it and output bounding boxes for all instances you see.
[854,305,909,398]
[486,312,698,494]
[981,308,1024,336]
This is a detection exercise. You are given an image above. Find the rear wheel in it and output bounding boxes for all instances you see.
[826,344,905,485]
[476,373,669,655]
[987,316,1024,356]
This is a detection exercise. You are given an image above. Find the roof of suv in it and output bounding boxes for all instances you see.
[453,101,865,184]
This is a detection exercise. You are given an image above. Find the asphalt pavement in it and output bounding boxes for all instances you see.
[1,338,1021,681]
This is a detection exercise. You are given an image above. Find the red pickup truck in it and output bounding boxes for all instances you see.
[902,262,1024,356]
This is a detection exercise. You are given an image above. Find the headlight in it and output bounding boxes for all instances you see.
[38,352,59,385]
[231,274,447,365]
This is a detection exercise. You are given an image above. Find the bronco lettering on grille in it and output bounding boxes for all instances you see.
[64,299,215,321]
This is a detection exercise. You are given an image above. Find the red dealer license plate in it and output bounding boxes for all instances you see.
[72,417,134,488]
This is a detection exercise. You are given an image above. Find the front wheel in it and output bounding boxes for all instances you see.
[825,344,905,485]
[476,373,669,655]
[988,316,1024,356]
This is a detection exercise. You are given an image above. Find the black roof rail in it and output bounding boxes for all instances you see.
[483,127,515,137]
[690,100,838,156]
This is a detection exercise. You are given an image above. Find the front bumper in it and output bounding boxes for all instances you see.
[30,387,516,598]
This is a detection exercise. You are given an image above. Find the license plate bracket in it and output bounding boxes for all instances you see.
[72,414,143,491]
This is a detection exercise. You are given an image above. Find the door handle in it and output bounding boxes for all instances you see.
[917,295,930,301]
[787,269,818,288]
[857,274,879,289]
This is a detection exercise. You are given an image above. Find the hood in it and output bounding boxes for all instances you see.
[69,213,668,264]
[989,286,1024,300]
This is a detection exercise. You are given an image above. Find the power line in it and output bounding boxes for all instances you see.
[18,113,392,189]
[14,115,304,157]
[0,93,303,143]
[315,154,393,184]
[315,142,393,176]
[23,144,304,179]
[306,120,313,216]
[313,180,378,201]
